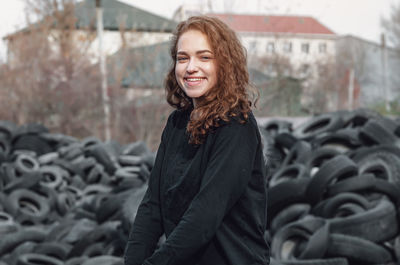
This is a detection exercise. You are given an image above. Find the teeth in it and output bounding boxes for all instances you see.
[186,78,203,81]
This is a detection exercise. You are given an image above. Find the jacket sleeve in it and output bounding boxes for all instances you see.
[143,119,259,265]
[124,112,174,265]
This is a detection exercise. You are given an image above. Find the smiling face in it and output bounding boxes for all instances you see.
[175,29,218,108]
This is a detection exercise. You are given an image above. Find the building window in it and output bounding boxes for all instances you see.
[250,41,257,51]
[267,42,275,53]
[301,43,310,54]
[300,64,311,76]
[283,42,292,53]
[319,43,327,53]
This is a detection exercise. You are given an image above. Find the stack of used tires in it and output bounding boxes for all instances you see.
[0,121,154,265]
[0,108,399,265]
[260,109,400,265]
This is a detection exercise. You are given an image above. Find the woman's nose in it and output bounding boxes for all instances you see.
[186,59,198,73]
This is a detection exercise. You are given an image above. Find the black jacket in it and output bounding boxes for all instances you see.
[124,109,270,265]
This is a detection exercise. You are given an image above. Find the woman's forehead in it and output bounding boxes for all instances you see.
[177,30,213,53]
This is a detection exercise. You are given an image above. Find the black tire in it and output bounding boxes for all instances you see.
[30,183,58,211]
[122,141,151,156]
[330,199,398,243]
[85,143,116,175]
[115,166,141,179]
[304,147,342,176]
[76,157,97,181]
[82,184,112,197]
[87,164,108,184]
[263,120,292,137]
[12,134,52,156]
[267,178,310,229]
[14,153,40,174]
[40,165,65,190]
[37,152,59,165]
[282,258,349,265]
[394,235,400,263]
[67,226,117,258]
[359,119,398,146]
[326,233,393,264]
[0,211,17,234]
[82,136,101,148]
[0,120,17,139]
[33,242,72,261]
[305,155,358,205]
[351,145,400,184]
[271,217,327,260]
[96,193,126,223]
[3,171,42,193]
[56,192,75,216]
[311,192,370,218]
[39,132,78,149]
[58,143,83,161]
[270,203,311,235]
[293,113,344,141]
[17,253,64,265]
[274,132,298,151]
[65,256,89,265]
[5,189,50,224]
[281,141,312,167]
[118,155,142,167]
[81,255,123,265]
[311,128,361,153]
[327,174,400,206]
[0,227,46,256]
[0,135,11,164]
[269,164,308,187]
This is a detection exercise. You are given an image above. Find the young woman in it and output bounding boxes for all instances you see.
[124,16,270,265]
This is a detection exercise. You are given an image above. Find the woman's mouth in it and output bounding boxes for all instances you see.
[184,77,206,86]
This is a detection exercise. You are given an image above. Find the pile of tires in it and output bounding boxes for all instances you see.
[0,121,154,265]
[260,109,400,265]
[1,108,399,265]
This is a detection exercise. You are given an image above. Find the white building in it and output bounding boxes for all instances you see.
[4,0,177,65]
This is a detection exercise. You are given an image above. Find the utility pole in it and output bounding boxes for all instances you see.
[380,33,391,113]
[348,68,354,110]
[96,0,111,141]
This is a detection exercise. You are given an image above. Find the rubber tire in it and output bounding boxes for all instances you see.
[0,227,46,256]
[268,178,310,226]
[17,253,63,265]
[270,203,311,235]
[293,113,344,141]
[326,233,393,264]
[330,199,398,243]
[305,155,358,205]
[269,164,308,187]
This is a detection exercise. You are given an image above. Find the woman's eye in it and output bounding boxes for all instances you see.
[177,57,188,61]
[201,56,212,60]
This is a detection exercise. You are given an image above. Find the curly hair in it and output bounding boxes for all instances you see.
[165,16,258,145]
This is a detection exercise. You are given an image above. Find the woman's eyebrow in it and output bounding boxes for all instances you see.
[177,50,213,55]
[196,50,213,54]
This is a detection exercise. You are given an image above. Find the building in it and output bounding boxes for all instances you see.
[4,0,177,64]
[209,14,337,73]
[336,35,400,107]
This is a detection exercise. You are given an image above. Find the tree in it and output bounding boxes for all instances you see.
[0,0,170,149]
[382,2,400,52]
[0,0,105,137]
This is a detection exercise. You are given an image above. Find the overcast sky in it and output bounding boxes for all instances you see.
[0,0,398,60]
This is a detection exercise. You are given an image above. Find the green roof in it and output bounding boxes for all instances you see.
[4,0,177,39]
[75,0,177,32]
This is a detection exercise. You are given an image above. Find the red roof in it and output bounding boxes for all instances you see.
[208,14,335,35]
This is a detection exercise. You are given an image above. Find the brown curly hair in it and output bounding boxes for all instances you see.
[165,16,258,145]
